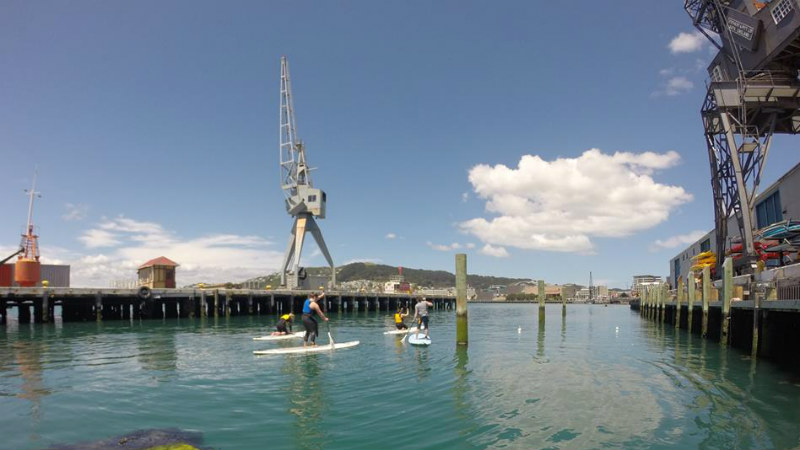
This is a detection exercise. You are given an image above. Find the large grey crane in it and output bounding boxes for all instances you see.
[684,0,800,273]
[277,56,335,289]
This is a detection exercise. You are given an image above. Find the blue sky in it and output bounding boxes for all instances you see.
[2,1,798,288]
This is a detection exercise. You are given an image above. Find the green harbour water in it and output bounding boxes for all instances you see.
[2,303,800,450]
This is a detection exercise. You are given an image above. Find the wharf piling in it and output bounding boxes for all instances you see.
[455,253,468,346]
[634,260,800,364]
[0,287,455,326]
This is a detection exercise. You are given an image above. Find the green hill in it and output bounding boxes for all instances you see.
[243,262,528,290]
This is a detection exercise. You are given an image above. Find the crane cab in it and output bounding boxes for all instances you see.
[286,186,327,218]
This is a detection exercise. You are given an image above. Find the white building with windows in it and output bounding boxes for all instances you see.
[669,161,800,287]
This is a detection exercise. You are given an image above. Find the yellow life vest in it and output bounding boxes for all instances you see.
[280,314,292,321]
[394,313,403,323]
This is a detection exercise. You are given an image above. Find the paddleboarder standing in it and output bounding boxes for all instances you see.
[302,293,328,347]
[413,297,433,340]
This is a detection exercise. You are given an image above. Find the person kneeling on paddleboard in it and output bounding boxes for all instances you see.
[271,313,294,336]
[413,297,433,340]
[394,307,408,330]
[302,293,329,347]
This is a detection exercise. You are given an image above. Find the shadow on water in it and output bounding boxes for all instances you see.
[284,354,327,450]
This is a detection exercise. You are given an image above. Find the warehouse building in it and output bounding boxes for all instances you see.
[0,264,71,287]
[669,161,800,287]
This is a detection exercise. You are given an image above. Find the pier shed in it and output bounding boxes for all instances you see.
[138,257,178,288]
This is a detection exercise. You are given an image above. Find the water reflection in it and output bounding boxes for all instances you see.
[414,346,430,381]
[284,354,327,450]
[452,347,478,438]
[137,329,177,381]
[535,309,546,363]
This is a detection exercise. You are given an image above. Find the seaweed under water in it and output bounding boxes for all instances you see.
[38,428,212,450]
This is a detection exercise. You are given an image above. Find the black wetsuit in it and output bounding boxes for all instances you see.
[302,299,318,344]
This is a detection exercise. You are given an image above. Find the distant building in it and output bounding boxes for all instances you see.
[138,257,178,288]
[560,284,581,301]
[0,264,70,287]
[632,275,662,296]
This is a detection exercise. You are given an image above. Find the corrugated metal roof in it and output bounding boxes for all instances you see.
[138,256,179,269]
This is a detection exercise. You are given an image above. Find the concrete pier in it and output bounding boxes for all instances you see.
[634,284,800,364]
[0,287,455,325]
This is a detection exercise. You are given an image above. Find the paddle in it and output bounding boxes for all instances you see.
[327,321,335,347]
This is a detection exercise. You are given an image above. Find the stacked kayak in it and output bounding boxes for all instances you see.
[757,220,800,240]
[690,251,716,272]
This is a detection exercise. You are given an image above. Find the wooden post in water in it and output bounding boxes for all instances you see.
[95,293,103,322]
[455,253,468,346]
[225,291,232,317]
[701,266,710,338]
[676,277,683,329]
[213,290,219,318]
[200,290,207,318]
[561,287,566,317]
[42,289,49,323]
[661,283,668,323]
[721,257,733,345]
[687,273,696,333]
[752,266,764,358]
[538,280,545,311]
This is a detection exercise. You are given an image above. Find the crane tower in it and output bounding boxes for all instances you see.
[684,0,800,273]
[277,56,335,289]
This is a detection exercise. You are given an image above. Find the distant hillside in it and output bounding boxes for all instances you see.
[244,262,530,290]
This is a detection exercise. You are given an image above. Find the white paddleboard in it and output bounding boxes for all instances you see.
[407,334,431,346]
[383,327,418,335]
[252,331,305,341]
[253,341,360,355]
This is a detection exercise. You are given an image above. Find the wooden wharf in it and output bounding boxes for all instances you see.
[0,287,455,325]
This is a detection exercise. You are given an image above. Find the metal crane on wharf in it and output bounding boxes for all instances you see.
[684,0,800,274]
[277,56,335,289]
[15,171,42,287]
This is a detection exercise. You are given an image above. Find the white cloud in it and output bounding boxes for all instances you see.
[70,216,284,287]
[385,233,397,239]
[466,243,476,249]
[480,244,509,258]
[78,229,121,248]
[460,149,692,253]
[665,76,694,96]
[462,192,469,202]
[342,257,382,265]
[649,230,708,252]
[669,31,706,54]
[426,241,463,252]
[62,203,88,221]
